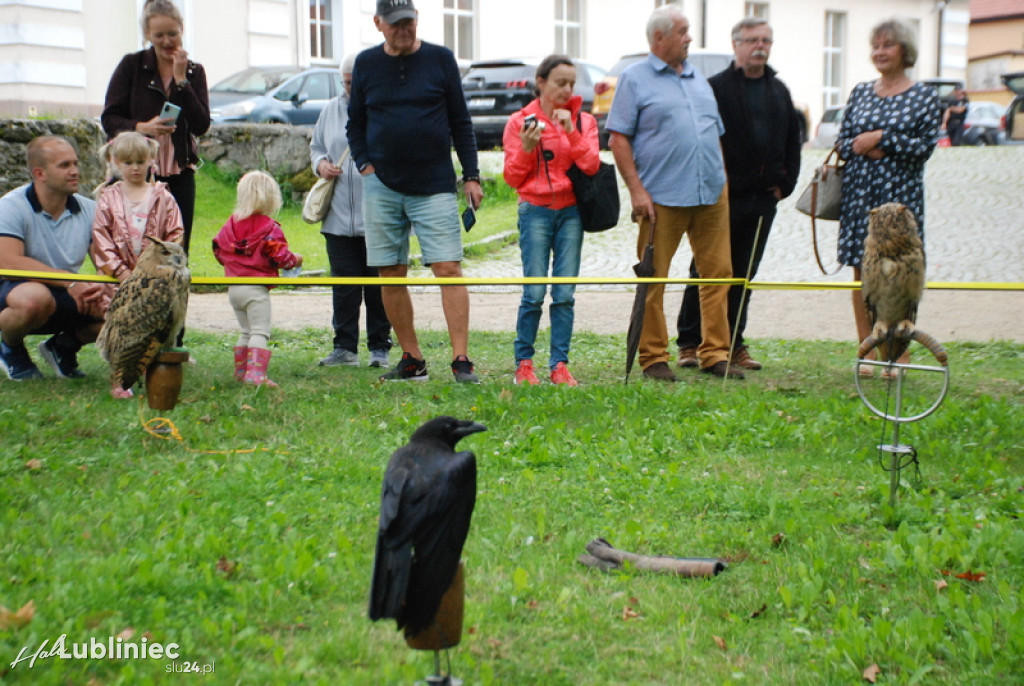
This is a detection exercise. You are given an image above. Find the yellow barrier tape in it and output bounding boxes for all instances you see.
[2,268,1022,291]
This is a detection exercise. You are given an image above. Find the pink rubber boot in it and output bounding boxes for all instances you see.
[233,346,248,381]
[243,347,278,387]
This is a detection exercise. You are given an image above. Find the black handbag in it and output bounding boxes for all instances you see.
[566,113,620,233]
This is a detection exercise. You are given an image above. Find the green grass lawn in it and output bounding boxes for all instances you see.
[2,332,1022,685]
[188,161,520,282]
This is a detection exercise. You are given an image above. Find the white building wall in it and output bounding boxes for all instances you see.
[0,0,967,126]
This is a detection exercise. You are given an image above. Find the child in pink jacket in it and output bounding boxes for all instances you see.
[90,132,183,283]
[212,171,302,386]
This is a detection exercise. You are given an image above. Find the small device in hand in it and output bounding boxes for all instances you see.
[523,114,545,131]
[461,205,476,232]
[159,102,182,123]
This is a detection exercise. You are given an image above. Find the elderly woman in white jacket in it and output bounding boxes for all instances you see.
[310,54,392,369]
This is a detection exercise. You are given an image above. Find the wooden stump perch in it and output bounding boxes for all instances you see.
[404,562,465,651]
[577,538,726,578]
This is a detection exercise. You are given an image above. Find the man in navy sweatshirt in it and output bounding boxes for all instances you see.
[347,0,484,384]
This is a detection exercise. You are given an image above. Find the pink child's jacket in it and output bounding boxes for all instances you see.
[502,94,601,210]
[212,214,300,290]
[90,181,184,280]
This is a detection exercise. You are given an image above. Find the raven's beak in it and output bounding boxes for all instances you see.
[455,420,487,438]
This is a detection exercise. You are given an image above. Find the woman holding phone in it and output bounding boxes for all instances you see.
[102,0,210,253]
[502,55,600,386]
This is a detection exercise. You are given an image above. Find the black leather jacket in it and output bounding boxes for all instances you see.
[101,47,210,170]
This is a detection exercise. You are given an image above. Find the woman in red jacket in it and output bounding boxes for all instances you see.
[502,55,600,386]
[101,0,209,255]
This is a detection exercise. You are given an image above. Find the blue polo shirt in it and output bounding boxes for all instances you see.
[606,53,726,207]
[0,184,96,273]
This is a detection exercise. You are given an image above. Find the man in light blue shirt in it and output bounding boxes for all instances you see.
[608,5,740,381]
[0,136,104,380]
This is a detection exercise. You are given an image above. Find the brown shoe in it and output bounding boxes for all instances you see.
[701,360,745,380]
[643,361,677,382]
[677,346,699,368]
[731,346,763,371]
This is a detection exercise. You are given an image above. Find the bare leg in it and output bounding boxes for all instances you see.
[0,282,55,347]
[852,267,873,350]
[378,264,422,360]
[431,261,469,360]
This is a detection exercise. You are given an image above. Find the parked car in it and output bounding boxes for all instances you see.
[1001,71,1024,142]
[208,65,306,115]
[212,67,342,125]
[921,78,965,109]
[810,105,844,149]
[958,101,1005,146]
[591,50,733,147]
[461,58,607,149]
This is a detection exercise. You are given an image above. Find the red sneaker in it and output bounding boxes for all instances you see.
[514,359,541,385]
[549,362,578,386]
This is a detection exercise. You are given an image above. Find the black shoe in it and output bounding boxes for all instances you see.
[701,360,745,380]
[379,352,428,381]
[451,355,480,384]
[38,334,86,379]
[0,340,44,380]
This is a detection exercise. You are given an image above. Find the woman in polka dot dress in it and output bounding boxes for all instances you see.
[837,19,940,371]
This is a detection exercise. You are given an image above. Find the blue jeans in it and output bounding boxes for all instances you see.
[514,203,583,369]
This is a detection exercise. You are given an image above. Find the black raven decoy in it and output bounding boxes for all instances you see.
[369,416,487,639]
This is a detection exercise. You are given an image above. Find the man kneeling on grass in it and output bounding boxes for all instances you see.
[0,135,108,380]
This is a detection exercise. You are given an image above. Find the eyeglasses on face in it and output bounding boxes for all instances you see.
[737,37,773,45]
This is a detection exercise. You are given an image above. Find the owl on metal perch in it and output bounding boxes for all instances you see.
[858,203,926,363]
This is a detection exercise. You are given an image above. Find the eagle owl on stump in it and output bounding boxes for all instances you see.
[860,203,925,363]
[97,237,190,398]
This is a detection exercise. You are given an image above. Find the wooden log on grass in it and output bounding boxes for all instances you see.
[578,538,726,578]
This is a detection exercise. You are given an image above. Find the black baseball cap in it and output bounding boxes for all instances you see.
[376,0,416,24]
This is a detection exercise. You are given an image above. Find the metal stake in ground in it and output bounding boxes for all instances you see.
[855,331,950,508]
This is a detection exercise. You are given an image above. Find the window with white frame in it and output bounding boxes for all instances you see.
[823,11,845,110]
[745,2,769,20]
[555,0,581,57]
[444,0,475,61]
[310,0,333,61]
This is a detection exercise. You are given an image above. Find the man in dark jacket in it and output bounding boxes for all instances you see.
[347,0,483,384]
[675,17,801,371]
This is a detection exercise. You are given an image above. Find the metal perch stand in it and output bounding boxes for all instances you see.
[854,329,950,508]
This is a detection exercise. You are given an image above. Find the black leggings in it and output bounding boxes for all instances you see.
[156,168,195,345]
[156,168,196,254]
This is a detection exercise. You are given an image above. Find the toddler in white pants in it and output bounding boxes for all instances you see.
[212,171,302,386]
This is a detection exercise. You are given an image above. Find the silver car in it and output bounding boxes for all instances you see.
[810,105,844,149]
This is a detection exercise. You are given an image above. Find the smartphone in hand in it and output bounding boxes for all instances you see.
[159,102,182,123]
[461,205,476,232]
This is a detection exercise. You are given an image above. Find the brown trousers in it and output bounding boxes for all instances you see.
[637,191,732,370]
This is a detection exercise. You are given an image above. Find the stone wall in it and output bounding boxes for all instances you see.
[0,120,317,196]
[0,119,107,194]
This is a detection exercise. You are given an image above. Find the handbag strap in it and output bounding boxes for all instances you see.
[809,145,843,276]
[809,207,843,276]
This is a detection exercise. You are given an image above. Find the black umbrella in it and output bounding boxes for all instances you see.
[625,220,657,382]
